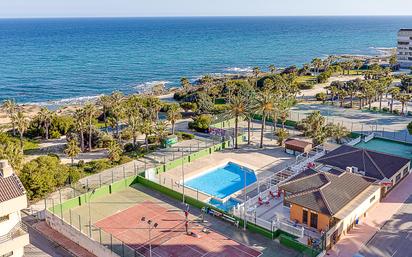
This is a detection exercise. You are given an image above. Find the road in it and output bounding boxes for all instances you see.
[359,195,412,257]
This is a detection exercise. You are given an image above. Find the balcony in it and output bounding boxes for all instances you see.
[0,222,29,255]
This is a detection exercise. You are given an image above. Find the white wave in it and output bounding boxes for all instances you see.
[133,80,171,92]
[224,67,253,73]
[27,94,104,107]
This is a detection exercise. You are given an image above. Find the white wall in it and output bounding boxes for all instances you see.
[0,211,20,236]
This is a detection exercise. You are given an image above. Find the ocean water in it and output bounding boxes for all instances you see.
[1,16,412,105]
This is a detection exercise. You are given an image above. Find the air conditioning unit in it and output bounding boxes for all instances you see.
[352,166,359,173]
[346,167,353,173]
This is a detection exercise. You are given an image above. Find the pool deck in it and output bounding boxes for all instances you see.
[158,142,296,202]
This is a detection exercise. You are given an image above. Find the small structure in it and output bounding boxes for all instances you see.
[162,135,178,148]
[316,145,410,196]
[0,160,29,257]
[279,169,380,249]
[284,139,313,155]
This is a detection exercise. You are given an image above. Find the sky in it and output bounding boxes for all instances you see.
[1,0,412,18]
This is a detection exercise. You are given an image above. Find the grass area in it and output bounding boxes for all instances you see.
[295,76,316,83]
[23,139,40,151]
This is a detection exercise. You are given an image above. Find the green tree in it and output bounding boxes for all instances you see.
[253,89,276,148]
[139,120,153,151]
[109,91,125,138]
[2,99,17,136]
[19,156,70,200]
[196,91,214,114]
[0,133,23,172]
[396,93,411,115]
[225,94,248,149]
[327,123,349,144]
[37,107,54,140]
[98,95,112,133]
[74,109,87,152]
[180,77,191,92]
[407,121,412,135]
[15,109,29,150]
[269,64,276,74]
[167,103,182,135]
[311,58,323,74]
[276,128,289,146]
[65,138,81,166]
[83,103,97,152]
[300,111,329,145]
[108,140,122,163]
[154,121,169,144]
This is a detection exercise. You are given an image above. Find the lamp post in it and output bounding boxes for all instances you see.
[141,217,158,257]
[242,167,247,230]
[88,189,96,237]
[181,151,185,204]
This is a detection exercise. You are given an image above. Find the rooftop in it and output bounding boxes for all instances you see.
[0,161,26,203]
[280,170,376,216]
[316,145,410,180]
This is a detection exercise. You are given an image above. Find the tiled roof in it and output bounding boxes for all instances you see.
[282,171,375,216]
[316,145,410,180]
[0,173,26,203]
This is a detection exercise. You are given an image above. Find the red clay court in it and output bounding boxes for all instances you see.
[95,201,262,257]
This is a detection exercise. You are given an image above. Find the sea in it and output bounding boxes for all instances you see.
[1,16,412,105]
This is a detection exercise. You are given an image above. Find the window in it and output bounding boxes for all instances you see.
[310,212,318,229]
[0,214,9,223]
[370,195,376,203]
[302,209,308,224]
[403,167,409,177]
[396,173,402,183]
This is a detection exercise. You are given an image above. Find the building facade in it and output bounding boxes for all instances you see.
[397,29,412,68]
[0,160,29,257]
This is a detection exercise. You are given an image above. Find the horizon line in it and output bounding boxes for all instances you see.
[1,14,412,20]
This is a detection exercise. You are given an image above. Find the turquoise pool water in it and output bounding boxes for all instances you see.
[355,138,412,160]
[185,162,257,199]
[208,198,241,212]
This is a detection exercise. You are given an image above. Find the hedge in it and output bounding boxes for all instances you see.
[252,114,298,128]
[279,235,320,257]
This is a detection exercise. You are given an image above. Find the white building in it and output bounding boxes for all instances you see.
[397,29,412,68]
[0,160,29,257]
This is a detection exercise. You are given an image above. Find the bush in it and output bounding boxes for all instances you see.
[213,104,229,114]
[382,107,389,112]
[176,132,195,140]
[393,109,400,115]
[124,143,138,153]
[147,135,158,144]
[188,114,212,132]
[50,130,61,139]
[180,102,197,112]
[315,92,327,102]
[68,167,81,184]
[317,71,332,83]
[19,155,70,200]
[371,107,378,112]
[408,111,412,117]
[83,159,113,174]
[297,82,314,90]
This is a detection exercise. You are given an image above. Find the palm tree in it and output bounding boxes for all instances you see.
[353,60,364,75]
[396,93,411,115]
[388,87,400,113]
[252,67,260,87]
[276,128,289,146]
[139,120,153,151]
[311,58,323,74]
[167,103,182,135]
[65,138,81,166]
[98,95,112,133]
[154,121,169,144]
[253,89,275,148]
[15,109,29,150]
[300,111,328,145]
[226,94,248,149]
[74,109,87,152]
[328,123,349,144]
[2,99,17,136]
[38,107,54,139]
[269,65,276,74]
[108,140,122,163]
[109,91,125,138]
[125,96,143,147]
[83,103,97,152]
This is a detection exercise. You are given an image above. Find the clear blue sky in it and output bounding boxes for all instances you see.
[1,0,412,18]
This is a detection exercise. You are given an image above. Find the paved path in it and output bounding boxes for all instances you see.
[326,172,412,257]
[359,195,412,257]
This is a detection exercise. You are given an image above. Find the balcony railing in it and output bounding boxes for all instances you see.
[0,222,28,245]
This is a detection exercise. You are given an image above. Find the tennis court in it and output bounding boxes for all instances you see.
[95,200,262,257]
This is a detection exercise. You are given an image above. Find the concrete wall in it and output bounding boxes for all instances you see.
[0,195,27,217]
[45,211,119,257]
[325,185,381,247]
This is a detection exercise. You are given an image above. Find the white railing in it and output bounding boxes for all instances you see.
[276,220,304,238]
[364,132,375,143]
[347,136,361,146]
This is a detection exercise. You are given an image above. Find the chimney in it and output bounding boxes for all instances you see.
[346,166,353,173]
[352,166,359,174]
[0,160,14,178]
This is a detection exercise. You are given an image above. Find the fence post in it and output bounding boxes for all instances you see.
[99,228,102,244]
[123,166,126,178]
[110,234,113,251]
[79,215,82,233]
[99,174,102,188]
[112,170,114,183]
[69,209,72,226]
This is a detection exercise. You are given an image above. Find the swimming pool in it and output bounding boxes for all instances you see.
[355,138,412,160]
[185,162,257,199]
[208,198,241,212]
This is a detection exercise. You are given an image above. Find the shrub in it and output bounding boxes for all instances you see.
[213,104,229,114]
[393,109,400,115]
[176,132,195,140]
[315,92,327,102]
[124,143,138,153]
[382,107,389,112]
[50,130,61,139]
[180,102,197,112]
[83,159,112,174]
[408,111,412,117]
[317,71,332,83]
[371,107,378,112]
[188,114,212,132]
[297,82,314,90]
[68,167,81,184]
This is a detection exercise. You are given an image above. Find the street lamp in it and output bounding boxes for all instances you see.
[181,151,185,204]
[242,167,247,230]
[141,217,158,257]
[88,189,96,237]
